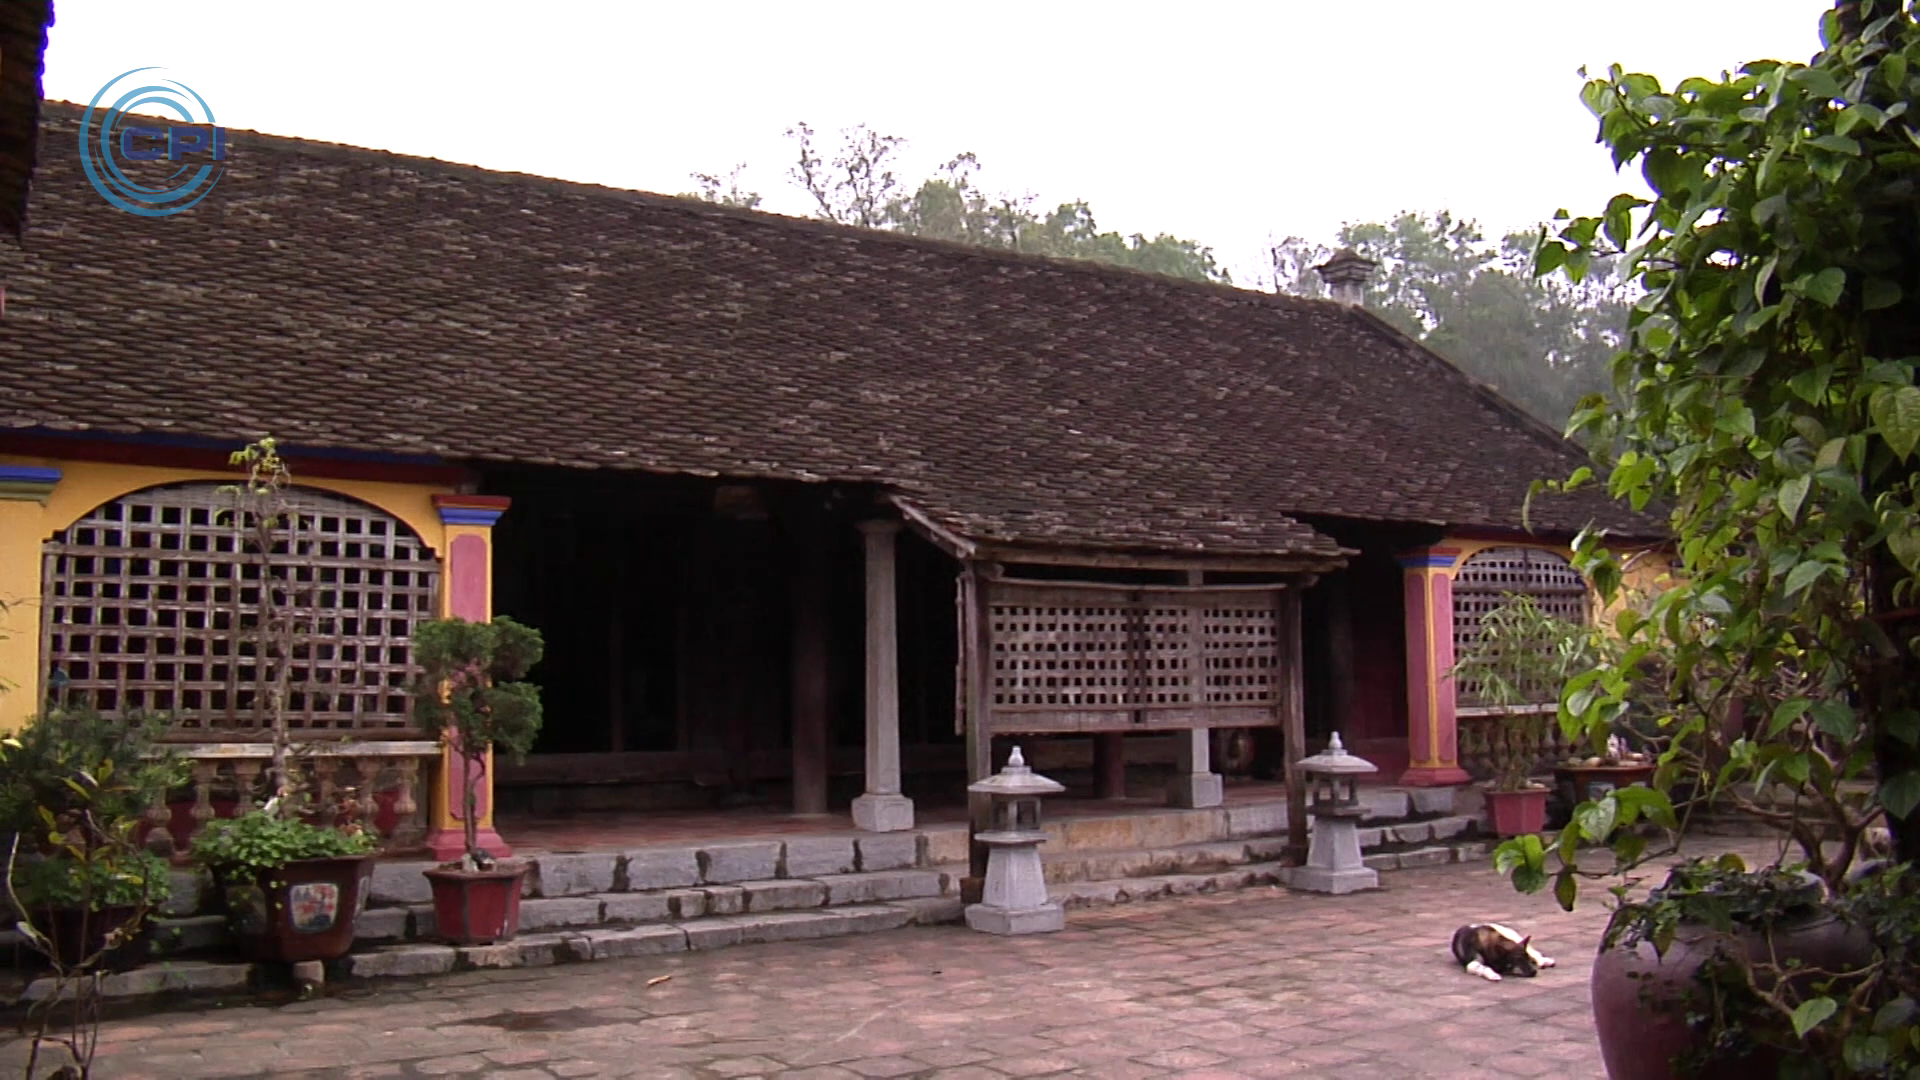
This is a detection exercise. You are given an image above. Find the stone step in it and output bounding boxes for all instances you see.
[1032,814,1481,885]
[27,899,965,1004]
[1048,837,1494,911]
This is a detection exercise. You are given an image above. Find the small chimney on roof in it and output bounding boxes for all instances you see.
[1313,248,1378,306]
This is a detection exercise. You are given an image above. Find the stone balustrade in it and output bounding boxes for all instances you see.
[144,740,439,860]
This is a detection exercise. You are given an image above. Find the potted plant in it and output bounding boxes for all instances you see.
[409,615,544,946]
[1449,593,1597,837]
[0,706,184,972]
[191,801,377,964]
[1553,731,1655,813]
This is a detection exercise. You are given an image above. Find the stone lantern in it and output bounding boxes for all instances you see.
[1280,733,1382,894]
[964,746,1066,935]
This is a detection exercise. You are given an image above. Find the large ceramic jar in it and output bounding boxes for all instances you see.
[1590,900,1871,1078]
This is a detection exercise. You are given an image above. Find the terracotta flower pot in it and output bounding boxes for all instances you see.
[1590,910,1872,1079]
[1483,787,1550,836]
[425,865,526,945]
[218,855,375,964]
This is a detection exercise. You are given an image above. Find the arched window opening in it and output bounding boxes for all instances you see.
[1452,546,1588,708]
[41,482,440,737]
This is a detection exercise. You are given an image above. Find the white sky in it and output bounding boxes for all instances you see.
[43,1,1826,286]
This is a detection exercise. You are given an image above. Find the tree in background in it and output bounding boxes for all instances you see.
[685,123,1231,285]
[1271,212,1633,428]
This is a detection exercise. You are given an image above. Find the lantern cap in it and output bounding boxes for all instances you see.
[967,745,1066,796]
[1297,732,1378,776]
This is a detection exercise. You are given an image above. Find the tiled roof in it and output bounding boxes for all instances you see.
[0,104,1654,560]
[0,2,52,240]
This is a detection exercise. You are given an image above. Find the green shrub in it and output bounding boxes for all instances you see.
[191,810,376,879]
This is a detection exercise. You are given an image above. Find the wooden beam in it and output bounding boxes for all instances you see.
[789,514,832,815]
[975,543,1349,575]
[1280,586,1309,863]
[960,562,994,903]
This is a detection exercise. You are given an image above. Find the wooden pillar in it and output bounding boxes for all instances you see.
[851,520,914,831]
[1280,585,1309,862]
[789,516,832,816]
[960,563,993,903]
[1093,733,1127,799]
[1168,568,1223,808]
[425,494,514,861]
[1326,571,1355,736]
[1399,546,1473,786]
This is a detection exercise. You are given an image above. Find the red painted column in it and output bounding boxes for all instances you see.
[1399,546,1472,787]
[424,494,515,861]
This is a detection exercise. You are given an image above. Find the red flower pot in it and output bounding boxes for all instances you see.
[1483,787,1550,837]
[425,865,526,945]
[218,855,375,964]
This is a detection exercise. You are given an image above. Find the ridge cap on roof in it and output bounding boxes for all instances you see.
[36,99,1339,315]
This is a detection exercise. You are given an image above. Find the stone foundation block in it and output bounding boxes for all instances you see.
[408,903,437,940]
[161,870,205,917]
[462,933,568,969]
[920,827,969,866]
[343,944,456,980]
[1430,817,1471,841]
[966,902,1065,935]
[1356,827,1386,848]
[516,897,603,931]
[664,889,708,919]
[1454,840,1492,861]
[1244,837,1292,862]
[699,841,781,884]
[1391,823,1434,845]
[151,915,227,955]
[585,925,687,960]
[855,832,918,872]
[1398,847,1453,869]
[895,896,965,925]
[820,870,943,905]
[601,893,673,924]
[702,885,747,915]
[1362,852,1401,871]
[781,837,856,878]
[732,911,847,944]
[1225,802,1289,838]
[370,861,436,906]
[531,854,618,897]
[681,918,746,950]
[622,848,702,891]
[353,906,410,943]
[851,792,915,832]
[1409,787,1459,816]
[1360,791,1411,820]
[741,879,826,912]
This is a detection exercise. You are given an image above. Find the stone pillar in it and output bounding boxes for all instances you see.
[1169,727,1224,808]
[425,494,515,861]
[851,520,913,832]
[1399,545,1472,787]
[789,518,832,816]
[0,466,59,731]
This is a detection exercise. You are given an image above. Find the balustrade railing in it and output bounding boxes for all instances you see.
[1457,707,1578,783]
[142,741,437,860]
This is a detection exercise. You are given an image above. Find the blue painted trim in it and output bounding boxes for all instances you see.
[1397,555,1458,569]
[0,465,63,485]
[5,427,450,467]
[438,508,505,526]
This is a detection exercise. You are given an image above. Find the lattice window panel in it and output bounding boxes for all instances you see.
[988,591,1280,715]
[1202,605,1279,705]
[42,483,441,737]
[1452,546,1588,706]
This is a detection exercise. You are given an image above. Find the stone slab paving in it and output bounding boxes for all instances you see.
[6,841,1784,1079]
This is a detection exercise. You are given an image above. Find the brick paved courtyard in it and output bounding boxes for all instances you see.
[13,846,1782,1079]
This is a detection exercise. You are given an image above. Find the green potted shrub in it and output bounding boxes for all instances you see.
[1449,594,1597,837]
[191,800,377,964]
[0,706,184,972]
[409,615,544,945]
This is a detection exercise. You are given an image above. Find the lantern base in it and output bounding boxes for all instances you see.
[851,792,915,832]
[965,901,1065,935]
[1280,865,1380,895]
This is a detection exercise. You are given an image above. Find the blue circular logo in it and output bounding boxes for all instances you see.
[79,67,226,217]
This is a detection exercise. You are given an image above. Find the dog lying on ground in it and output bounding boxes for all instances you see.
[1452,923,1556,981]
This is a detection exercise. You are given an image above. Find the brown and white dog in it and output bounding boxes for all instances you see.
[1451,923,1556,981]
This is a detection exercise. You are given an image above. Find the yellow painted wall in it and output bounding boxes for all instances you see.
[0,453,454,731]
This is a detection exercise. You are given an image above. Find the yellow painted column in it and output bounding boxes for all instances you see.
[424,494,513,861]
[0,466,59,731]
[1398,544,1471,786]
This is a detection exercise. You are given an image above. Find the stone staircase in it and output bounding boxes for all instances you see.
[29,786,1489,1001]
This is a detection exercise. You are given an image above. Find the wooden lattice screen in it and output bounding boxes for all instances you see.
[984,583,1284,733]
[1452,546,1589,707]
[41,483,441,739]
